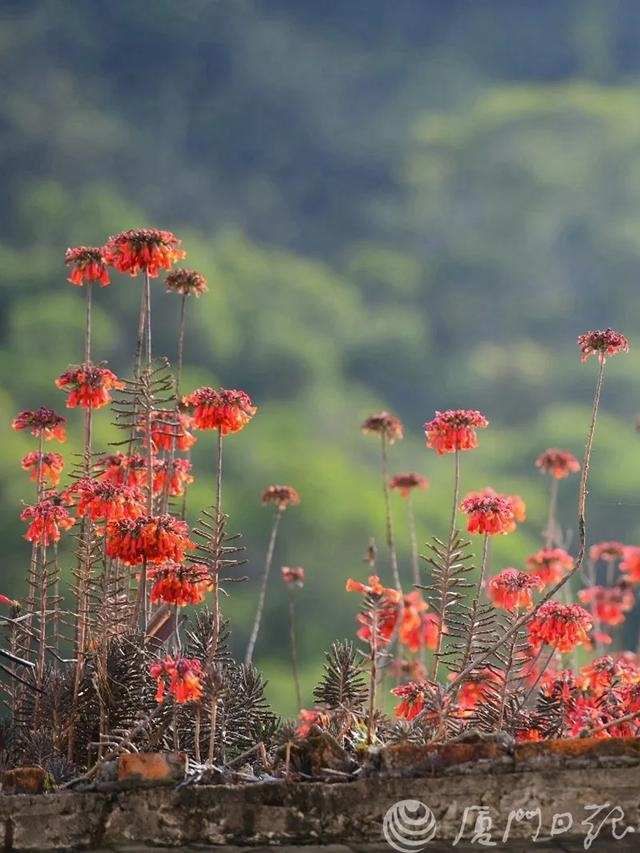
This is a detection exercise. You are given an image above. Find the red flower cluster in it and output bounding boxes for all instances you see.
[361,411,404,444]
[346,575,401,646]
[527,601,593,653]
[620,546,640,582]
[104,228,185,277]
[12,407,67,442]
[391,681,430,721]
[579,584,635,627]
[526,548,573,588]
[149,562,210,606]
[182,387,257,434]
[66,478,145,524]
[21,451,64,487]
[535,448,580,479]
[153,458,194,496]
[64,246,110,287]
[398,591,440,652]
[577,328,629,364]
[20,496,75,546]
[424,409,488,455]
[487,569,542,612]
[460,488,524,536]
[165,268,208,297]
[106,515,194,565]
[96,453,147,487]
[590,541,625,563]
[261,484,301,511]
[56,364,124,409]
[389,472,429,498]
[147,411,196,452]
[149,657,203,704]
[281,566,305,587]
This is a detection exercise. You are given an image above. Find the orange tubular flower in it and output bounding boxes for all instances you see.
[389,472,429,498]
[66,478,145,524]
[56,364,124,410]
[460,488,520,536]
[361,411,404,444]
[21,451,64,487]
[165,268,208,297]
[397,590,441,652]
[64,246,110,287]
[346,574,401,646]
[535,448,580,480]
[526,547,573,588]
[152,458,194,497]
[106,514,194,566]
[12,407,67,443]
[527,601,593,653]
[577,328,630,364]
[578,655,622,696]
[620,546,640,582]
[590,541,625,563]
[424,409,488,455]
[149,562,210,606]
[96,453,147,487]
[149,657,203,704]
[450,669,497,716]
[104,228,186,278]
[391,681,429,721]
[148,411,197,452]
[578,584,635,627]
[20,496,75,546]
[487,569,542,612]
[281,566,305,587]
[182,387,257,434]
[261,484,301,511]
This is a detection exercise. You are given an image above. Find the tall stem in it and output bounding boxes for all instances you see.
[288,590,302,711]
[544,478,559,548]
[380,434,401,594]
[245,508,283,665]
[407,494,420,589]
[431,449,460,681]
[85,282,93,364]
[366,608,378,745]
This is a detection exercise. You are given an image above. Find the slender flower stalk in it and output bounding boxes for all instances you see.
[380,433,401,594]
[245,508,283,665]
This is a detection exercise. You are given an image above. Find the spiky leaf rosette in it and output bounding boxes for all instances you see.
[313,640,368,711]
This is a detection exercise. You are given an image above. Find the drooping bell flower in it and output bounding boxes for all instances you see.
[578,584,635,627]
[20,495,75,546]
[165,268,208,297]
[346,575,401,646]
[106,514,194,565]
[182,387,257,434]
[281,566,305,587]
[389,472,429,498]
[589,541,625,563]
[147,411,197,452]
[397,590,440,652]
[66,478,146,524]
[149,562,210,606]
[104,228,186,277]
[620,546,640,583]
[64,246,110,287]
[261,484,301,511]
[152,458,194,496]
[526,548,573,588]
[56,364,124,409]
[96,453,147,487]
[487,569,542,612]
[450,669,497,717]
[391,681,429,721]
[535,448,580,480]
[460,488,520,536]
[527,601,593,653]
[149,657,203,704]
[577,328,629,363]
[424,409,488,455]
[12,407,67,443]
[361,411,404,444]
[21,451,64,487]
[578,656,622,697]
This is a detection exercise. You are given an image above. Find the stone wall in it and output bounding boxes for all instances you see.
[1,737,640,850]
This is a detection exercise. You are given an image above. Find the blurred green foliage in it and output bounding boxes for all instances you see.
[2,1,640,714]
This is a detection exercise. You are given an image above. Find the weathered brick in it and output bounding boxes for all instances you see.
[1,767,47,795]
[116,752,187,786]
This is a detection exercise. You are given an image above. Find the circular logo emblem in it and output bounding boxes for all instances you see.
[382,799,437,852]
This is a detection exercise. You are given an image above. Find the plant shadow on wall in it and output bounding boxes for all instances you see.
[0,230,639,785]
